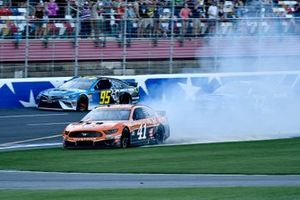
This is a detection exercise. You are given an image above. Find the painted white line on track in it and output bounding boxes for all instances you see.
[0,143,61,150]
[0,134,61,147]
[0,113,68,119]
[27,122,72,126]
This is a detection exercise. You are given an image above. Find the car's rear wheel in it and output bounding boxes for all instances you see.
[76,96,88,111]
[120,94,132,104]
[120,128,130,148]
[154,126,165,144]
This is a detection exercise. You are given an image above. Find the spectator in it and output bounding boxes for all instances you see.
[295,0,300,17]
[152,0,162,37]
[126,2,138,38]
[135,0,150,37]
[207,1,218,34]
[68,0,78,18]
[113,0,125,37]
[46,0,59,19]
[145,1,155,36]
[160,8,171,37]
[33,2,46,38]
[91,0,105,39]
[234,0,245,18]
[294,0,300,33]
[80,1,91,38]
[179,3,191,36]
[192,0,204,36]
[208,1,218,18]
[174,0,184,17]
[102,0,112,35]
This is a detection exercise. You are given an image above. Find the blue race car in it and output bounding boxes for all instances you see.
[36,76,139,111]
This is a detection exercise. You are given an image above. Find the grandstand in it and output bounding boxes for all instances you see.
[0,0,300,78]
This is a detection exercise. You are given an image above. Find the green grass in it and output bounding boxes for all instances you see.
[0,138,300,174]
[1,187,300,200]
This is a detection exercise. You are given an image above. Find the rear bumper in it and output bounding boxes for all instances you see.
[131,96,139,104]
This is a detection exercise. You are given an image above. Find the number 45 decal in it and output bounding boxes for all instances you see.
[100,90,111,104]
[137,124,147,140]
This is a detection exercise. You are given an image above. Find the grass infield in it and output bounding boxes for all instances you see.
[0,138,299,174]
[1,187,300,200]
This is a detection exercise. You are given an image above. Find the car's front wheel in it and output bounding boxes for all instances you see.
[63,140,70,149]
[76,96,88,111]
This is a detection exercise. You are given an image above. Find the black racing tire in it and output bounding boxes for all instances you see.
[63,140,70,149]
[120,94,132,104]
[76,96,88,111]
[154,126,165,144]
[120,128,130,148]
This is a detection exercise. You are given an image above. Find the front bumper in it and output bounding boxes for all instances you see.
[63,138,121,148]
[37,99,77,111]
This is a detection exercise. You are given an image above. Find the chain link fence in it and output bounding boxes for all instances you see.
[1,3,300,78]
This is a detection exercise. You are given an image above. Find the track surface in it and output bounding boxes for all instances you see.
[0,108,87,148]
[1,108,300,189]
[1,171,300,189]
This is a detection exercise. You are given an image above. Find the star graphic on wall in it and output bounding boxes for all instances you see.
[135,77,149,95]
[19,90,36,107]
[292,74,300,88]
[0,81,15,94]
[178,77,201,101]
[208,73,223,86]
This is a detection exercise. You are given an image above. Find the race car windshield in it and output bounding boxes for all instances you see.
[59,78,95,90]
[82,109,131,121]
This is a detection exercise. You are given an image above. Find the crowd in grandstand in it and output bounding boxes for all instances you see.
[0,0,300,39]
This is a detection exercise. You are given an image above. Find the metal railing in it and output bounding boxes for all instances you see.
[1,17,299,39]
[1,16,300,78]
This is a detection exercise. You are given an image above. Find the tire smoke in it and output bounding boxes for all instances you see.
[147,75,300,144]
[145,16,300,144]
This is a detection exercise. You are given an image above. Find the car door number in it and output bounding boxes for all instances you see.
[100,90,111,104]
[137,124,147,140]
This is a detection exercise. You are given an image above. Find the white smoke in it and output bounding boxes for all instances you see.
[146,12,300,144]
[146,75,300,144]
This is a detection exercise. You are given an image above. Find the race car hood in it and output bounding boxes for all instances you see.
[65,121,124,132]
[41,88,85,97]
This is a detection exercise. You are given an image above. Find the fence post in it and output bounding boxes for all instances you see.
[122,0,128,75]
[169,0,175,74]
[24,0,30,78]
[74,2,80,76]
[214,18,219,72]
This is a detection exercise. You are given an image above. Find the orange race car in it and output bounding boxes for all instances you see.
[62,104,170,148]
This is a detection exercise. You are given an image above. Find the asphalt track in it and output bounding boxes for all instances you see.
[1,170,300,189]
[0,108,87,149]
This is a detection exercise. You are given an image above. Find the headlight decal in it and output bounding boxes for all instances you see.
[104,129,118,135]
